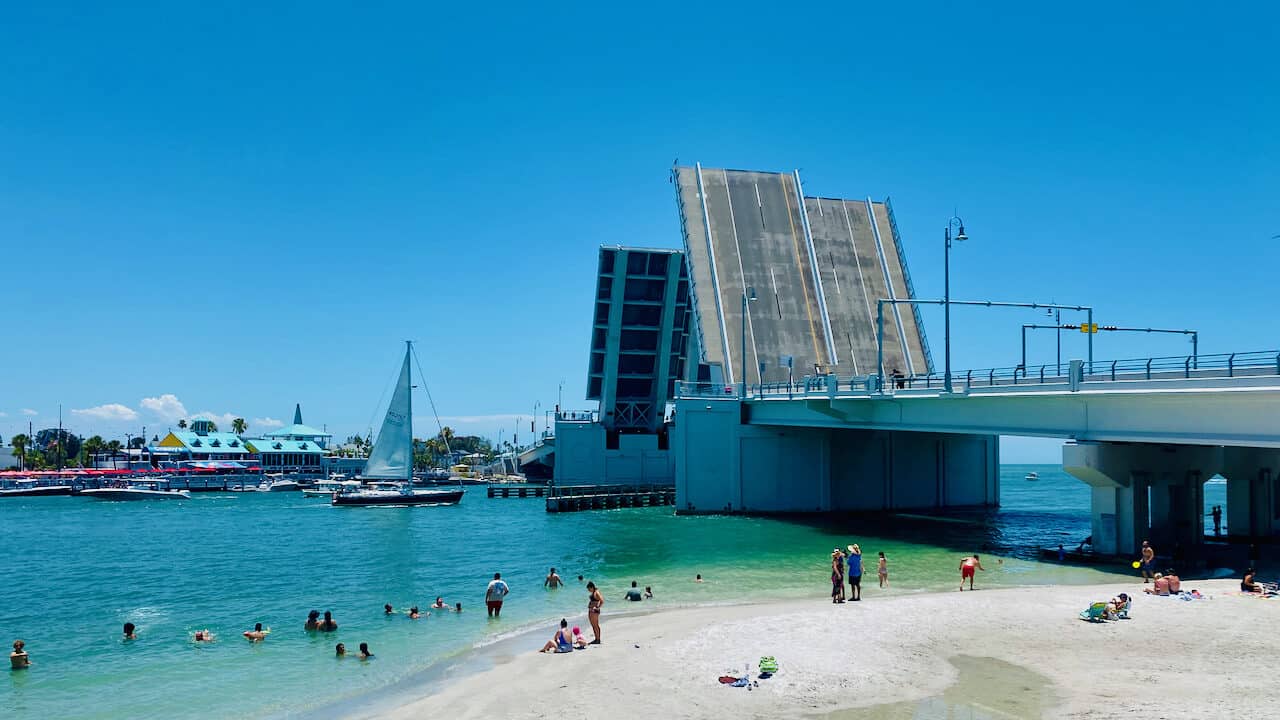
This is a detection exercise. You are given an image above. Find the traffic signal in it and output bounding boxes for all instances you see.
[1079,323,1098,334]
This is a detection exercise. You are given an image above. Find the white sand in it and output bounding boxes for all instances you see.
[357,579,1279,719]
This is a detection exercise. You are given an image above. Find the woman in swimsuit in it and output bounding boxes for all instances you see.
[878,552,889,588]
[586,581,603,644]
[1242,568,1262,593]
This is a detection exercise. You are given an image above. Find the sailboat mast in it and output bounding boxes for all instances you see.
[405,340,413,481]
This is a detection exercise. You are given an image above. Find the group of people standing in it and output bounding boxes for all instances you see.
[829,544,889,603]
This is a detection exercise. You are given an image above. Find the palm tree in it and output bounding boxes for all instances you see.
[177,419,188,430]
[106,440,122,470]
[82,435,106,467]
[11,434,29,471]
[232,418,247,435]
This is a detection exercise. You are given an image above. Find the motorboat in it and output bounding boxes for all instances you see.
[332,342,464,508]
[0,479,74,497]
[80,481,190,501]
[302,478,362,497]
[1024,471,1039,481]
[258,475,300,492]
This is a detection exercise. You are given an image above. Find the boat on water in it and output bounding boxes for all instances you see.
[1025,471,1039,481]
[258,474,300,492]
[0,479,74,497]
[333,342,465,508]
[80,481,190,501]
[302,478,362,497]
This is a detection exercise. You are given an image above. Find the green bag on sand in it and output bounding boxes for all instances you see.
[759,656,778,673]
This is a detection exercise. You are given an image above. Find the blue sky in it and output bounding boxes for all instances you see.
[1,2,1276,461]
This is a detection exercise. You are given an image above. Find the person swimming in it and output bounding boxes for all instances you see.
[695,574,704,583]
[243,623,268,642]
[318,611,338,632]
[408,606,421,619]
[335,642,347,657]
[304,610,321,631]
[123,623,136,641]
[455,602,462,612]
[384,604,394,615]
[193,630,216,643]
[431,597,447,609]
[358,642,373,659]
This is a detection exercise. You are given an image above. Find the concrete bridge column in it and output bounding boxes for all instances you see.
[1064,442,1219,558]
[1222,448,1280,540]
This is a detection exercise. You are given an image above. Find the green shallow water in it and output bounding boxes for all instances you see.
[1,465,1224,718]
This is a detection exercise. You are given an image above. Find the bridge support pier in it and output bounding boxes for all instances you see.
[673,400,999,514]
[1063,442,1280,560]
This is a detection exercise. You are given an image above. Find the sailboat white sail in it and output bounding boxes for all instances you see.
[362,345,414,481]
[333,342,464,507]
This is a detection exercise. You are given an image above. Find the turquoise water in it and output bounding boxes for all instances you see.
[1,465,1225,718]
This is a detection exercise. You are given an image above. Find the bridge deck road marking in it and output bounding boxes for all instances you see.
[842,199,879,350]
[723,169,759,385]
[782,173,824,368]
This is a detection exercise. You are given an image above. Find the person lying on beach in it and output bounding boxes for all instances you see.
[123,623,136,640]
[318,611,338,631]
[431,597,447,610]
[1144,573,1170,596]
[358,642,373,659]
[305,610,321,631]
[1242,569,1262,593]
[1164,571,1181,593]
[572,626,588,649]
[10,640,30,669]
[243,623,268,642]
[193,630,216,643]
[539,619,573,653]
[1107,593,1130,618]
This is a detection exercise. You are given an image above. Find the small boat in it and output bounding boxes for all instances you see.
[80,481,190,501]
[0,479,74,497]
[1024,471,1039,481]
[302,479,362,497]
[333,342,464,508]
[258,475,300,492]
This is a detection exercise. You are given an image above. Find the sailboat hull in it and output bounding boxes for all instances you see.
[331,488,464,507]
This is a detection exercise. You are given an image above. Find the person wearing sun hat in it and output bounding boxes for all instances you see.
[846,544,863,601]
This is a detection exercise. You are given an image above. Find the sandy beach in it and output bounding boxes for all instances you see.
[352,578,1280,719]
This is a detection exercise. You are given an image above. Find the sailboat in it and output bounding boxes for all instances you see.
[333,342,465,507]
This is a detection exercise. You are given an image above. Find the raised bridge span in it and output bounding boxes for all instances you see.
[672,350,1280,557]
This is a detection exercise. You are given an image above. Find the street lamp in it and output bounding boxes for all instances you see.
[741,287,757,398]
[943,216,967,393]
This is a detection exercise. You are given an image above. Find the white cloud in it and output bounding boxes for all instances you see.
[0,411,7,418]
[253,417,284,429]
[72,403,140,422]
[22,408,37,416]
[140,394,187,421]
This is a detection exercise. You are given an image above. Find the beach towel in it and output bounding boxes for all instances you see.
[759,656,778,673]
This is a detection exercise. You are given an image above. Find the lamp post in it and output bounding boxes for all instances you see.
[943,216,968,393]
[740,287,757,398]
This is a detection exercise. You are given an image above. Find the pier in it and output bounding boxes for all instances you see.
[486,483,548,499]
[544,484,676,513]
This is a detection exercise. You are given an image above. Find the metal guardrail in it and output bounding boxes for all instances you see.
[675,350,1280,399]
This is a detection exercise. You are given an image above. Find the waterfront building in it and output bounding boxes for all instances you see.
[150,417,254,466]
[260,404,332,449]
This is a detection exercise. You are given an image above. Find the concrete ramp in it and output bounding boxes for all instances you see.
[675,164,932,384]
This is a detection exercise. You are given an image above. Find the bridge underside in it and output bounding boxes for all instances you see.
[673,400,998,514]
[1065,441,1280,557]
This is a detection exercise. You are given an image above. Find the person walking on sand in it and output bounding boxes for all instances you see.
[959,554,985,591]
[486,572,510,618]
[1139,541,1155,583]
[846,544,863,601]
[586,581,604,644]
[878,552,889,588]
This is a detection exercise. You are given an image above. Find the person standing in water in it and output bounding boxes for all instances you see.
[959,554,985,591]
[358,642,373,659]
[304,610,321,631]
[123,623,137,640]
[243,623,268,642]
[878,552,888,588]
[846,544,863,601]
[486,572,510,618]
[544,567,564,588]
[335,643,347,657]
[318,611,338,632]
[586,581,603,644]
[624,581,643,601]
[10,640,30,669]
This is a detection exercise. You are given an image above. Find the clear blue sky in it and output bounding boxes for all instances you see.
[2,2,1276,461]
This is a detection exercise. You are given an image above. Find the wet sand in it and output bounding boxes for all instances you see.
[352,579,1279,719]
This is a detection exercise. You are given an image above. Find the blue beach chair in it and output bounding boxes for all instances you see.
[1079,602,1108,622]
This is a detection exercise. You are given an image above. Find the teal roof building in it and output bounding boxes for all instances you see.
[262,404,332,449]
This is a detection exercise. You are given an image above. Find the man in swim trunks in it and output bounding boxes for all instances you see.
[486,572,510,618]
[1139,541,1155,583]
[10,640,30,669]
[959,554,985,591]
[624,580,643,601]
